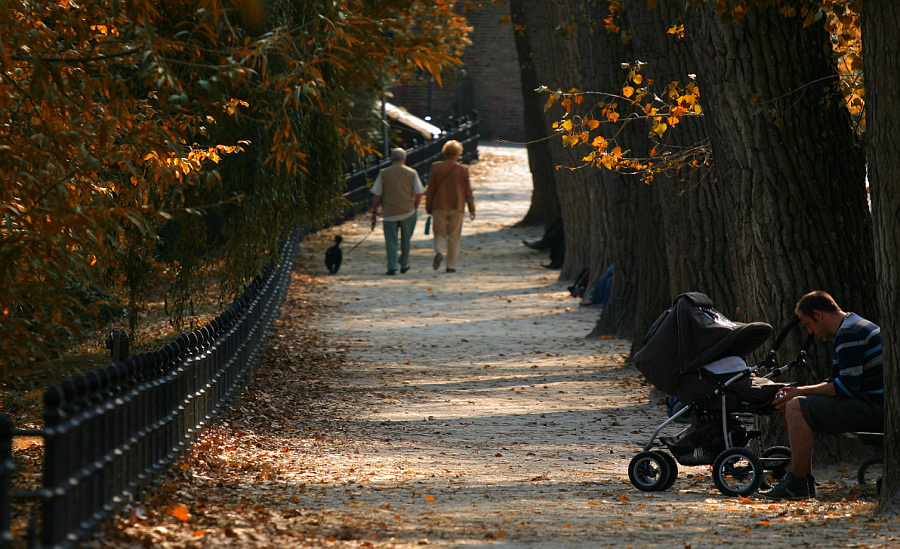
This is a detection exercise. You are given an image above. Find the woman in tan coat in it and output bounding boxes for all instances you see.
[425,140,476,272]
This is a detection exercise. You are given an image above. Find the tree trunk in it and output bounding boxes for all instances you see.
[509,0,560,229]
[511,0,594,279]
[862,0,900,513]
[684,1,876,461]
[625,0,739,318]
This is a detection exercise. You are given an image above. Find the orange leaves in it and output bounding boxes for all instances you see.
[169,504,190,522]
[651,123,667,138]
[540,56,708,181]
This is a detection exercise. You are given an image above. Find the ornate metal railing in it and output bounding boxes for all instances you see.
[0,234,298,548]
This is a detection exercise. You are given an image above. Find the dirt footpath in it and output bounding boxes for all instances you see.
[101,144,898,548]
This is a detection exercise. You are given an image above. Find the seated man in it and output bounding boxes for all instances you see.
[763,291,883,500]
[580,265,613,308]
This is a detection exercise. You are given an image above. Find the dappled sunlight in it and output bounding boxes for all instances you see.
[102,144,898,548]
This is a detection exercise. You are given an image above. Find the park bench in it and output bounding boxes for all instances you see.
[847,431,884,490]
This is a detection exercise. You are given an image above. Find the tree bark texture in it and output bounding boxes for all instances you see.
[684,1,875,460]
[625,0,739,318]
[542,2,665,341]
[862,0,900,513]
[509,0,561,228]
[512,0,595,279]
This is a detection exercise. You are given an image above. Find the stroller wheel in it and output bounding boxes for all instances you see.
[628,451,672,492]
[712,447,763,497]
[760,446,791,490]
[652,450,678,491]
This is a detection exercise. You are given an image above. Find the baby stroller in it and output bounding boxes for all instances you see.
[628,292,813,497]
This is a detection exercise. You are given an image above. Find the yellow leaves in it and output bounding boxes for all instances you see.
[606,111,620,123]
[780,6,797,18]
[561,134,580,147]
[544,91,559,112]
[561,119,574,131]
[622,86,634,98]
[587,119,600,130]
[651,122,667,137]
[667,24,685,38]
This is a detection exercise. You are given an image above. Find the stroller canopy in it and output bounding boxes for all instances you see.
[633,292,773,394]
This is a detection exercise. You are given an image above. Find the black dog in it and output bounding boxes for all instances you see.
[324,235,343,274]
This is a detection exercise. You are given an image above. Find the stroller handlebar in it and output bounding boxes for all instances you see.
[771,316,801,351]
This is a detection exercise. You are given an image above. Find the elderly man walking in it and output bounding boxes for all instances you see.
[371,148,424,275]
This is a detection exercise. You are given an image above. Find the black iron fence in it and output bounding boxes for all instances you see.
[0,233,298,548]
[0,114,480,548]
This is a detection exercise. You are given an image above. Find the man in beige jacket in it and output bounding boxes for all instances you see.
[371,148,424,275]
[425,140,476,273]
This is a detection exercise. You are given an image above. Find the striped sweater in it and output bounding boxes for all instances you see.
[830,313,883,398]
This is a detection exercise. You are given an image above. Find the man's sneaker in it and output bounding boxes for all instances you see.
[433,252,443,270]
[760,472,812,500]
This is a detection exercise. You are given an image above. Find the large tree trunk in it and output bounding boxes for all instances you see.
[509,0,560,229]
[511,0,594,279]
[862,1,900,513]
[684,1,875,461]
[625,0,739,318]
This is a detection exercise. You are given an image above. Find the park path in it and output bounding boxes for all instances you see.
[101,144,898,548]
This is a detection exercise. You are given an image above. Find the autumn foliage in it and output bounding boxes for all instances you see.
[546,0,863,182]
[0,0,470,375]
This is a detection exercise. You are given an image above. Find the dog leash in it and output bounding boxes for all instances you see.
[345,219,377,254]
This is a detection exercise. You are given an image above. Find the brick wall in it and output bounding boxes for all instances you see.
[391,2,525,142]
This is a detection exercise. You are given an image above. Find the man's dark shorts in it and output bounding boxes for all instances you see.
[797,395,884,434]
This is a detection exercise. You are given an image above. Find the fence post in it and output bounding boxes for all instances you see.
[0,414,13,549]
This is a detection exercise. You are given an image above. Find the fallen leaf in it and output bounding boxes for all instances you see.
[170,504,190,522]
[425,496,436,502]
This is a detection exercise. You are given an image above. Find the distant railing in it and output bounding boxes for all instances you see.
[0,233,299,548]
[342,112,480,208]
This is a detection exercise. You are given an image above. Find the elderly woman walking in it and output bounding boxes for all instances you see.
[425,140,476,273]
